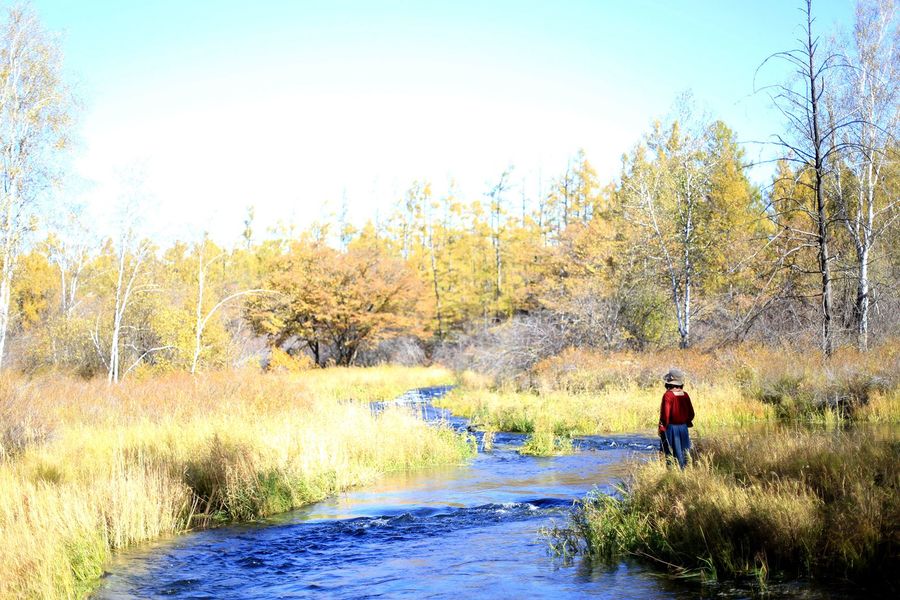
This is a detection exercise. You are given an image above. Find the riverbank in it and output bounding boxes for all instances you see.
[0,367,472,599]
[446,343,900,588]
[550,427,899,591]
[436,345,900,455]
[92,426,661,598]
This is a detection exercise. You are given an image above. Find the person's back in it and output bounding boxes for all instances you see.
[662,387,694,427]
[658,369,694,469]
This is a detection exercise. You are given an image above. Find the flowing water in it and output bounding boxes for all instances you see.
[94,387,849,599]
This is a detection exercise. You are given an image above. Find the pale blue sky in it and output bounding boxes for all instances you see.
[31,0,855,242]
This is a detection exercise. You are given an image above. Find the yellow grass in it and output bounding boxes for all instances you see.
[437,384,772,436]
[553,429,900,586]
[855,388,900,423]
[0,366,470,599]
[294,365,455,402]
[439,343,900,437]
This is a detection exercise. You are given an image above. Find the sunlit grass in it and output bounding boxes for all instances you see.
[439,343,900,436]
[294,365,455,403]
[548,428,900,588]
[0,367,470,599]
[519,430,574,456]
[855,388,900,423]
[450,343,900,587]
[436,384,772,436]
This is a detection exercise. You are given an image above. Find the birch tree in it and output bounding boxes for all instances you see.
[97,226,150,383]
[47,208,92,315]
[620,124,707,349]
[619,107,756,349]
[0,5,70,367]
[830,0,899,350]
[190,236,268,374]
[90,174,156,383]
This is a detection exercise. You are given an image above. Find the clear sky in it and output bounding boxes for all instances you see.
[31,0,855,243]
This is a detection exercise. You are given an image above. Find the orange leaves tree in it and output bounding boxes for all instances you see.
[246,232,426,366]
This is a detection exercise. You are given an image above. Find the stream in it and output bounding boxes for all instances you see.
[94,387,847,599]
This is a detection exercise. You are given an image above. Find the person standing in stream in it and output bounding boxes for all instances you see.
[658,368,694,469]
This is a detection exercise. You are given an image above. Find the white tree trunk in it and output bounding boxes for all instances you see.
[108,312,120,383]
[191,247,206,375]
[108,250,126,384]
[107,236,145,384]
[857,245,870,351]
[0,8,70,369]
[0,270,12,368]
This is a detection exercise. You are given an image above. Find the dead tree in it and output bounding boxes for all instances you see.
[758,0,849,357]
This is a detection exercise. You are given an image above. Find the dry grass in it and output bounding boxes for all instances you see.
[526,343,900,397]
[458,343,900,588]
[550,428,900,588]
[439,342,900,436]
[0,366,470,599]
[437,384,772,437]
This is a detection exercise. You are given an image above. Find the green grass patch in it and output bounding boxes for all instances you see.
[519,431,574,456]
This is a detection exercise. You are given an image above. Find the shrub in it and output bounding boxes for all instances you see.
[0,376,57,460]
[266,347,316,373]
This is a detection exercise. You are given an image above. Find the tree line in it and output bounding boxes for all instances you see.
[0,1,898,378]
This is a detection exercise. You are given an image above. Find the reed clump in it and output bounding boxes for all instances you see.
[519,430,574,456]
[0,366,470,599]
[550,429,900,588]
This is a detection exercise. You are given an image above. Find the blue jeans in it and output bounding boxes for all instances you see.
[665,424,691,469]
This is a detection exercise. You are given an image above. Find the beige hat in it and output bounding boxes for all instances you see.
[663,368,685,387]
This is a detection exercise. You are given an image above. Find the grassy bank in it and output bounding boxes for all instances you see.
[0,366,470,599]
[438,384,772,436]
[549,428,900,589]
[436,345,900,455]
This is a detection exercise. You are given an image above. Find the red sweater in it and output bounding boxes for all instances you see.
[659,388,695,429]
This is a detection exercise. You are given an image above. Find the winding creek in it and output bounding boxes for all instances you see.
[94,387,850,599]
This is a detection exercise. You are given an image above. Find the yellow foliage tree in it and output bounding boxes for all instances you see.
[247,231,426,366]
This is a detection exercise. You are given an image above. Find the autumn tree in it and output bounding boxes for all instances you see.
[543,150,600,241]
[618,107,758,348]
[0,5,71,367]
[47,211,92,315]
[95,225,152,383]
[11,247,55,330]
[187,236,269,374]
[246,230,426,366]
[398,182,454,339]
[760,0,850,356]
[536,195,637,349]
[488,170,511,306]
